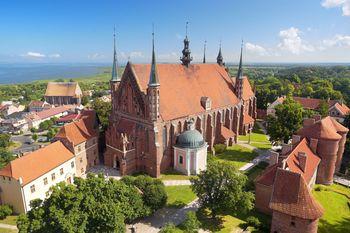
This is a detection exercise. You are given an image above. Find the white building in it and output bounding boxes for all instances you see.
[173,120,208,175]
[0,141,76,213]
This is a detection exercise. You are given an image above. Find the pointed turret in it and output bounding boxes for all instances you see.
[180,22,193,67]
[237,40,244,80]
[148,29,159,87]
[217,42,224,66]
[111,26,120,82]
[147,27,160,121]
[203,40,206,64]
[235,41,245,99]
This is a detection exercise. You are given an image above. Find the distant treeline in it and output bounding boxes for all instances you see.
[229,66,350,109]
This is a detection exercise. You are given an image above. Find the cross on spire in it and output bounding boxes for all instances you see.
[217,40,224,66]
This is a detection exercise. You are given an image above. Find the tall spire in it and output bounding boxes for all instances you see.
[237,40,244,79]
[217,41,224,66]
[111,26,120,82]
[148,25,159,87]
[203,40,206,63]
[180,22,192,67]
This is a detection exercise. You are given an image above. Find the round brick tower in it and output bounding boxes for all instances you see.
[297,117,341,185]
[329,117,349,172]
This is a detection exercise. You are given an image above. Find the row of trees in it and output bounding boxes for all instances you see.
[17,174,167,233]
[0,134,15,169]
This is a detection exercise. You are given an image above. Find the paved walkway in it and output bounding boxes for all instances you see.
[0,223,18,231]
[237,142,270,172]
[126,199,205,233]
[162,180,191,186]
[334,175,350,187]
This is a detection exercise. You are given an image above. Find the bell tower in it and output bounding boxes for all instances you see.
[180,22,193,67]
[235,41,245,99]
[110,26,121,92]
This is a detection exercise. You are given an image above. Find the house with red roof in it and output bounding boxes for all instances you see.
[104,32,256,177]
[267,96,350,122]
[0,141,76,213]
[54,109,99,177]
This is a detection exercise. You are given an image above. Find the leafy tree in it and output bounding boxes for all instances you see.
[81,95,89,106]
[30,127,38,133]
[31,134,38,142]
[0,148,15,169]
[267,97,304,144]
[92,98,112,130]
[159,223,177,233]
[46,129,55,141]
[122,175,167,214]
[190,161,254,219]
[318,100,329,117]
[0,205,13,219]
[0,134,11,148]
[182,211,200,233]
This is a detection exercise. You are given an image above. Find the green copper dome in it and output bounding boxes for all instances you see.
[176,129,205,149]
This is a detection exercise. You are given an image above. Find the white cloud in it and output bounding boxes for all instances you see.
[21,51,46,58]
[49,53,61,58]
[87,53,105,59]
[129,51,144,58]
[245,42,267,55]
[321,0,350,16]
[278,27,314,54]
[323,34,350,47]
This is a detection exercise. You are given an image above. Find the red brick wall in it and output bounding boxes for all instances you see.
[255,182,273,214]
[270,211,319,233]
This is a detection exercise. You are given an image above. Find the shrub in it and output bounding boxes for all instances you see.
[0,205,13,219]
[182,211,200,233]
[246,216,261,229]
[214,144,227,154]
[160,223,177,233]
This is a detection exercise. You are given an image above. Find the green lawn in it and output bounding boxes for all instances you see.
[211,144,258,169]
[313,184,350,233]
[0,215,17,225]
[237,123,271,151]
[0,228,17,233]
[165,185,197,208]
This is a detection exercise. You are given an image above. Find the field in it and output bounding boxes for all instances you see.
[313,184,350,233]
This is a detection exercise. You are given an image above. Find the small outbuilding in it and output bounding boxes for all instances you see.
[173,120,208,175]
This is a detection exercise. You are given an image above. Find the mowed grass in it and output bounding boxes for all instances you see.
[0,215,18,225]
[165,185,197,208]
[313,184,350,233]
[0,228,17,233]
[212,144,258,169]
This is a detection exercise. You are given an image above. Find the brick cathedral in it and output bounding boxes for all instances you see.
[104,29,256,177]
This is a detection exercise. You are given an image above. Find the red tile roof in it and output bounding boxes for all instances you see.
[55,110,97,146]
[297,116,342,140]
[130,63,241,121]
[328,116,349,133]
[57,113,80,123]
[269,168,324,220]
[284,138,321,183]
[45,82,82,97]
[220,125,235,139]
[256,138,321,185]
[28,100,44,108]
[243,113,255,125]
[333,102,350,115]
[0,141,74,186]
[36,105,74,120]
[240,77,255,101]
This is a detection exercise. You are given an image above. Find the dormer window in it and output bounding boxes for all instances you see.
[201,97,211,111]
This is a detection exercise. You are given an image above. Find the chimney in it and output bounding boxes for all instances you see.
[303,118,315,127]
[292,135,301,145]
[310,138,318,154]
[269,151,279,166]
[282,159,287,169]
[313,115,322,121]
[19,177,23,185]
[281,144,293,155]
[298,152,307,172]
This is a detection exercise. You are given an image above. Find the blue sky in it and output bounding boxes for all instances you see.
[0,0,349,63]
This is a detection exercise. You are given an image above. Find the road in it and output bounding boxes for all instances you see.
[11,134,47,154]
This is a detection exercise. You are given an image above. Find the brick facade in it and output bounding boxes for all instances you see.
[270,211,319,233]
[104,63,256,177]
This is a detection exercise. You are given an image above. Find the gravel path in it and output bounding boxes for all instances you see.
[0,223,18,231]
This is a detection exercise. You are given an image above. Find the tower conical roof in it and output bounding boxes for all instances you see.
[148,30,159,87]
[111,27,120,82]
[237,41,244,80]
